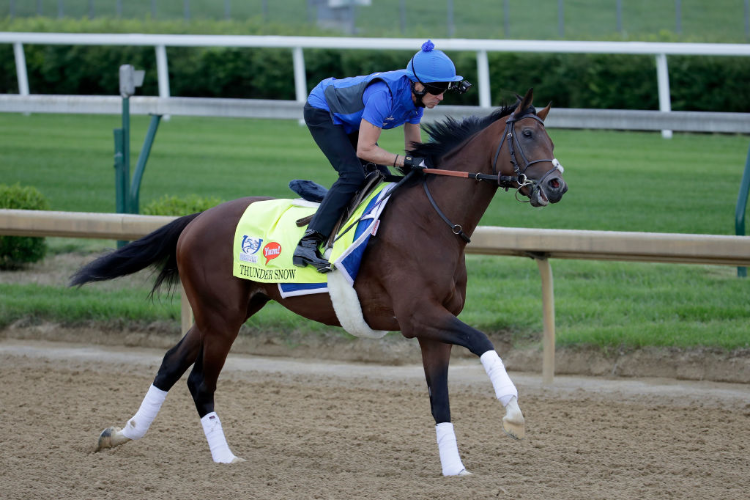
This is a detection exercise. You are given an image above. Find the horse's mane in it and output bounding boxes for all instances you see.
[407,103,520,166]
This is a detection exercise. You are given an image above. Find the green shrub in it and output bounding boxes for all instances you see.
[142,194,225,216]
[0,184,50,269]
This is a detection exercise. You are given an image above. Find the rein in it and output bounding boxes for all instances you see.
[420,112,564,244]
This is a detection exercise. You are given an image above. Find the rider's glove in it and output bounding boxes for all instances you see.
[402,155,429,172]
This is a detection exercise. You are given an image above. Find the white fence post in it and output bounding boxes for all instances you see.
[293,46,307,124]
[155,45,170,99]
[476,49,491,108]
[292,46,307,103]
[155,44,170,120]
[12,42,29,96]
[655,53,673,139]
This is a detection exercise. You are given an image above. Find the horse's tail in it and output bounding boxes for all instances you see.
[69,212,202,298]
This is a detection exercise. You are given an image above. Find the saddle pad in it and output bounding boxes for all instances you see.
[233,183,393,285]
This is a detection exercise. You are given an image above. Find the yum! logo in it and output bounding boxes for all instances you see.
[262,242,282,265]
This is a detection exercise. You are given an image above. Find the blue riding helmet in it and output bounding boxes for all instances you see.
[405,40,463,85]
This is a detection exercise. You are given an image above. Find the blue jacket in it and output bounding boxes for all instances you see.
[307,70,423,134]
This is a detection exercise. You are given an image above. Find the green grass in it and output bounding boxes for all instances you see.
[0,113,747,234]
[2,0,748,42]
[1,113,749,350]
[464,256,750,350]
[0,282,180,323]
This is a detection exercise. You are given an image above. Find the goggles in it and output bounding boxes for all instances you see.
[422,80,473,95]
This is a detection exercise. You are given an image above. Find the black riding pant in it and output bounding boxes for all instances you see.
[304,102,367,238]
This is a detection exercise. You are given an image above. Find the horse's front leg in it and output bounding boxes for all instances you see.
[407,308,525,440]
[418,338,472,476]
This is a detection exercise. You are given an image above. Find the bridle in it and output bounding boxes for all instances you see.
[420,110,565,243]
[491,111,564,201]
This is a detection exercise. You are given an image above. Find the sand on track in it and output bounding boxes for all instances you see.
[1,339,748,500]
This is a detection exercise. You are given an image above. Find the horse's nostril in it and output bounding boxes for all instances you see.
[549,178,560,190]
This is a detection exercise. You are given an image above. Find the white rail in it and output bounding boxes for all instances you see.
[2,94,748,133]
[3,209,750,384]
[3,33,750,136]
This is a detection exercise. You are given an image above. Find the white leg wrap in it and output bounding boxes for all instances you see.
[201,412,238,464]
[480,350,518,407]
[435,422,467,476]
[121,384,168,440]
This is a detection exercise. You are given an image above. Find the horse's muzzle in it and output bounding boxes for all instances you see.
[531,174,568,207]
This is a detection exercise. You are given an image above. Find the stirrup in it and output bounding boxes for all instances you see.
[292,252,334,273]
[293,231,333,273]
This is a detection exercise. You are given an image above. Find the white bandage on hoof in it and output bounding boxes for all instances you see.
[480,350,518,407]
[201,412,240,464]
[436,422,468,476]
[121,384,168,440]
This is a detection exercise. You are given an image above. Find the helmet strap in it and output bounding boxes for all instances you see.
[411,81,427,108]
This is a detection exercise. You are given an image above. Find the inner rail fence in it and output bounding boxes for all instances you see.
[2,95,749,134]
[2,209,750,384]
[3,33,750,136]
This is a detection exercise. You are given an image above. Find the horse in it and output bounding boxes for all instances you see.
[71,88,567,476]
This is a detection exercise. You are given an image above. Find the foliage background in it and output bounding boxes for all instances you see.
[1,17,749,112]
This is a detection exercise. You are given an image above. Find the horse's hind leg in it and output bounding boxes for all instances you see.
[185,293,269,464]
[186,322,245,463]
[96,325,203,451]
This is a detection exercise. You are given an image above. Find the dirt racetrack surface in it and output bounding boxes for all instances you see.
[1,339,749,500]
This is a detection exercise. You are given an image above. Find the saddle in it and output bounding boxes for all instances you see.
[290,169,388,248]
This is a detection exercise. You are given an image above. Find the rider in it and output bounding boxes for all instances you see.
[293,40,470,272]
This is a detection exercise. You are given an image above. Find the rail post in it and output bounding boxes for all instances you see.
[533,255,556,384]
[12,42,29,97]
[476,50,491,108]
[655,53,673,139]
[736,144,750,277]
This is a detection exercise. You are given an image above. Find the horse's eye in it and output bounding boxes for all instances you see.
[522,129,532,138]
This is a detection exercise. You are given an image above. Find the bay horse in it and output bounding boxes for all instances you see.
[71,88,567,476]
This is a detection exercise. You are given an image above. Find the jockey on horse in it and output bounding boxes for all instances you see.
[293,40,472,272]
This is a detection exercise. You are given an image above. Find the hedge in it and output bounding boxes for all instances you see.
[142,194,225,216]
[0,184,50,269]
[2,18,748,112]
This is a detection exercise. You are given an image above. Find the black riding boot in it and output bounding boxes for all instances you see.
[292,229,332,273]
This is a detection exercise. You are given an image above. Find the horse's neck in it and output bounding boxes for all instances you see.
[422,122,502,239]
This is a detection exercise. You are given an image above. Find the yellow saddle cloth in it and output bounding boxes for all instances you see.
[232,183,391,286]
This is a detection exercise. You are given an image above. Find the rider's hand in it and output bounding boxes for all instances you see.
[402,155,430,171]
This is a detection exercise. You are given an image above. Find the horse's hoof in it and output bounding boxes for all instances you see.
[96,426,131,451]
[502,396,526,440]
[457,469,472,476]
[229,456,246,464]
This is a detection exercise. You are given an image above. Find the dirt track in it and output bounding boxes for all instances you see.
[1,339,748,500]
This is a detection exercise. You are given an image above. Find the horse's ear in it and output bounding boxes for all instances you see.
[512,88,534,117]
[537,102,552,121]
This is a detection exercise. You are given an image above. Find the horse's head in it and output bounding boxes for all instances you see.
[494,88,568,207]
